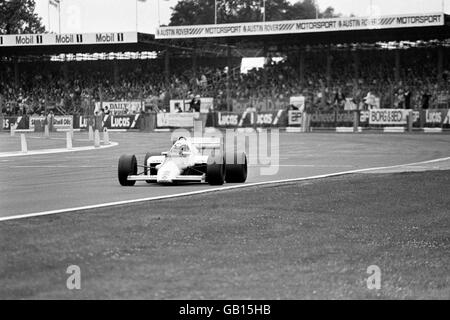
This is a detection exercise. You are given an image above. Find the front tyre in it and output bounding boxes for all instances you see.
[118,154,137,186]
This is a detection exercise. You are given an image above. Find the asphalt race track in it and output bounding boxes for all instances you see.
[1,131,450,219]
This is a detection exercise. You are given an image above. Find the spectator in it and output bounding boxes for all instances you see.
[190,95,201,112]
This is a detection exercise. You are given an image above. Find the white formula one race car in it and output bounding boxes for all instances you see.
[118,137,247,186]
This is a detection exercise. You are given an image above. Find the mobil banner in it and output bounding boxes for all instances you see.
[95,101,142,114]
[424,109,450,127]
[156,112,194,128]
[103,114,141,129]
[368,109,420,125]
[169,98,214,113]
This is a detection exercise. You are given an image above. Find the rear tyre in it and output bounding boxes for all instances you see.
[118,154,137,186]
[225,152,248,183]
[206,151,225,185]
[144,152,159,183]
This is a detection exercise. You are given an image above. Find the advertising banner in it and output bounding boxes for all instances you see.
[29,115,73,130]
[169,98,213,113]
[310,111,356,127]
[74,115,92,129]
[232,98,289,113]
[424,109,450,127]
[156,13,444,39]
[368,109,419,125]
[156,113,194,128]
[289,96,305,112]
[170,99,190,113]
[215,110,285,128]
[288,110,303,126]
[344,98,358,111]
[102,114,141,129]
[0,32,138,47]
[29,116,45,130]
[2,116,29,130]
[52,115,73,129]
[95,101,142,115]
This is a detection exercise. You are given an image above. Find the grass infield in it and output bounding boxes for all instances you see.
[0,170,449,299]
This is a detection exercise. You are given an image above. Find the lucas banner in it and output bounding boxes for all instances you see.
[102,114,141,129]
[156,13,444,39]
[423,109,450,127]
[215,111,286,128]
[2,116,28,130]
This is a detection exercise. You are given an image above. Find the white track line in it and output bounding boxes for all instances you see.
[1,156,449,222]
[0,142,118,158]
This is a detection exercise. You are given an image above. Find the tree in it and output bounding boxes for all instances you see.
[320,6,340,19]
[0,0,45,34]
[289,0,318,20]
[169,0,339,26]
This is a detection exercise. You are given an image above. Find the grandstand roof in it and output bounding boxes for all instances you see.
[0,32,164,57]
[156,13,450,47]
[0,13,449,58]
[232,14,450,48]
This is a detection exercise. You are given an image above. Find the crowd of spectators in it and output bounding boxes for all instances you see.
[0,47,448,116]
[214,48,450,112]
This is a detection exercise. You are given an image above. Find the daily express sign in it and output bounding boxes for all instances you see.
[155,13,444,39]
[0,32,138,47]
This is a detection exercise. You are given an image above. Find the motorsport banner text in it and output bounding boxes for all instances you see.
[156,13,443,39]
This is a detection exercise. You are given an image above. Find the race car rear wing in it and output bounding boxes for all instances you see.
[188,137,222,150]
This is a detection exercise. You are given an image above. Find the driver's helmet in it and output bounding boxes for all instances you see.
[169,138,189,156]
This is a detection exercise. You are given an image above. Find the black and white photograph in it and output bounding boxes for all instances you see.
[0,0,449,304]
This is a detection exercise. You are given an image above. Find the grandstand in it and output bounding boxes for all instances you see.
[0,12,449,128]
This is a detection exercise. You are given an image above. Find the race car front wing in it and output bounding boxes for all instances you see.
[127,174,206,183]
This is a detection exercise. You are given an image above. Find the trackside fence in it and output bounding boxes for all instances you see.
[2,109,449,133]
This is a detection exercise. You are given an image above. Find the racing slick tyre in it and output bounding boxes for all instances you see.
[225,152,248,183]
[206,152,225,186]
[118,154,137,186]
[144,152,159,183]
